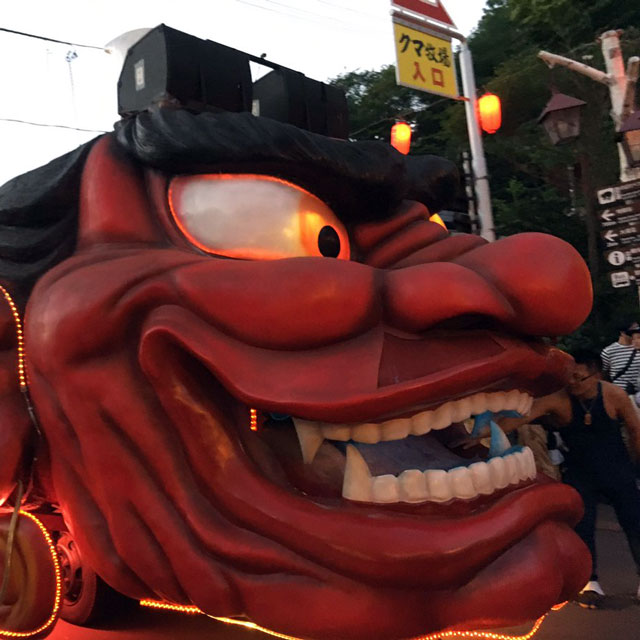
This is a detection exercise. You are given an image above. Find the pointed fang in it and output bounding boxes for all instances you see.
[293,418,324,464]
[488,420,511,458]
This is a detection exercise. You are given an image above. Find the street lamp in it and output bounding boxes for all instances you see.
[619,110,640,168]
[537,92,587,146]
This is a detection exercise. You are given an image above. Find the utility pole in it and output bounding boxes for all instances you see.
[459,41,495,241]
[390,2,496,242]
[539,30,640,183]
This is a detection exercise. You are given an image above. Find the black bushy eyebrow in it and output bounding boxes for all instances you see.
[115,108,458,225]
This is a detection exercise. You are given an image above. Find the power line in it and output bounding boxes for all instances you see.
[350,98,449,137]
[233,0,386,34]
[311,0,382,21]
[0,27,105,51]
[0,117,107,134]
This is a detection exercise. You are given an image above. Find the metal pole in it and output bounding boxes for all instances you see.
[461,151,479,233]
[459,41,495,241]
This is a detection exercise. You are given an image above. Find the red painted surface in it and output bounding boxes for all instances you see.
[1,135,593,640]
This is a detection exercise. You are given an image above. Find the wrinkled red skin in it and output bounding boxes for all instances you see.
[23,136,593,640]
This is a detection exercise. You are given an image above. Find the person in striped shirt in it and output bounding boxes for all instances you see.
[601,323,640,394]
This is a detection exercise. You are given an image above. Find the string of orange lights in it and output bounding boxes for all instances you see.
[140,598,565,640]
[0,288,62,638]
[0,285,28,389]
[0,511,62,639]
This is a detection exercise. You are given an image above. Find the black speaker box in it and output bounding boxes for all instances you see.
[118,24,252,116]
[253,69,349,139]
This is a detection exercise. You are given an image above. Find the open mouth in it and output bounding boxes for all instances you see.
[140,307,574,523]
[267,390,535,504]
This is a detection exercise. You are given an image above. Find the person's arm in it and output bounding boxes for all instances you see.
[499,391,568,435]
[609,383,640,461]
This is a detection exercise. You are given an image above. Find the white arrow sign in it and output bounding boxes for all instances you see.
[601,210,616,222]
[604,229,619,242]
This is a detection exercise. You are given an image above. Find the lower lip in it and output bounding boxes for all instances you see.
[430,519,590,632]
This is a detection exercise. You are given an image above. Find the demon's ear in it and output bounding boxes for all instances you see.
[0,292,32,506]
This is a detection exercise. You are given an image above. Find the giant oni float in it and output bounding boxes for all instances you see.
[0,24,592,640]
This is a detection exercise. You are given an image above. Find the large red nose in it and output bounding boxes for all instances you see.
[384,232,592,337]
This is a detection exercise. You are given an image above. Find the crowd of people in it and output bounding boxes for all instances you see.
[494,322,640,609]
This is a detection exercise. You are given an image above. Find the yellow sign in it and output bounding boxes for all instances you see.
[393,21,458,99]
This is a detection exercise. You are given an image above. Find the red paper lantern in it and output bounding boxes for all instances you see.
[391,121,412,154]
[478,92,502,134]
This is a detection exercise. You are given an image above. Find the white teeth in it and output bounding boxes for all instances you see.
[342,445,372,502]
[471,393,486,415]
[372,475,400,503]
[503,454,519,483]
[288,390,538,504]
[399,469,428,502]
[411,411,431,434]
[293,391,532,464]
[293,419,324,464]
[468,461,493,495]
[431,404,453,430]
[486,394,504,412]
[488,457,509,489]
[425,469,452,502]
[449,467,476,499]
[515,451,531,481]
[340,446,535,504]
[351,422,381,444]
[451,397,471,423]
[321,424,351,441]
[516,394,529,416]
[380,418,410,441]
[505,389,521,409]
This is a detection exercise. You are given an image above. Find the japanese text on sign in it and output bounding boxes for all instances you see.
[393,21,458,98]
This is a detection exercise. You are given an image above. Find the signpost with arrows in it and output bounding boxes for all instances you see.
[600,178,640,290]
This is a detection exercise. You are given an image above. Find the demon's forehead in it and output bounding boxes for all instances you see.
[114,108,459,225]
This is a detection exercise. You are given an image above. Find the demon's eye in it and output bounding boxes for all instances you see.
[168,174,350,260]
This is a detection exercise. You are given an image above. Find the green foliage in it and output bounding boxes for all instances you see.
[331,66,455,158]
[509,0,639,50]
[330,3,640,351]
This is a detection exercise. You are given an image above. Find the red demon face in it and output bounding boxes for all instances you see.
[21,110,591,640]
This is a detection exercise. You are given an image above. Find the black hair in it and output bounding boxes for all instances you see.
[571,349,602,372]
[0,139,100,308]
[114,108,458,224]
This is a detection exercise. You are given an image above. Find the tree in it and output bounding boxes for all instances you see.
[330,1,640,351]
[332,66,457,157]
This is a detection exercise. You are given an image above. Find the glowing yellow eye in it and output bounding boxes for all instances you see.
[168,174,350,261]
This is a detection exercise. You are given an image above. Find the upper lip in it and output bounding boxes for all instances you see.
[140,305,572,423]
